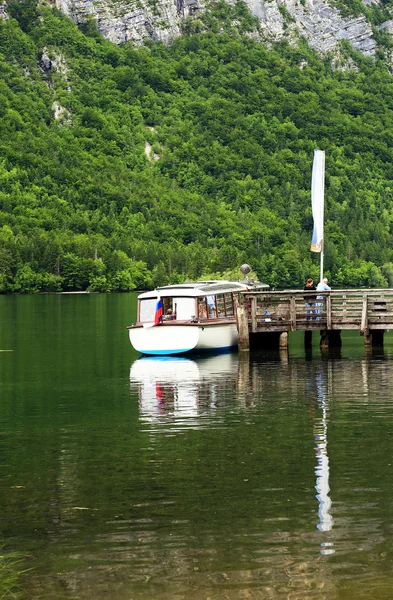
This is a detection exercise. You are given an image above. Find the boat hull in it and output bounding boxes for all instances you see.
[129,322,238,355]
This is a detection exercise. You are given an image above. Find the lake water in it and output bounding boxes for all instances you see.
[2,293,393,599]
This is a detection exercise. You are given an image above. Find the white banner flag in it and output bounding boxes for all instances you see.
[311,149,325,253]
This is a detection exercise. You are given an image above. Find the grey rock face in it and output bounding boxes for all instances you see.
[39,48,53,72]
[379,19,393,35]
[0,2,8,19]
[50,0,386,58]
[248,0,376,56]
[55,0,204,44]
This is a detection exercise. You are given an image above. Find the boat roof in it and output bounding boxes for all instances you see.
[137,280,269,299]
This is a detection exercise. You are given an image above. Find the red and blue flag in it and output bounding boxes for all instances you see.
[154,295,163,325]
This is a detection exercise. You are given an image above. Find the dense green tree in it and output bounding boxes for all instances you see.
[1,1,393,291]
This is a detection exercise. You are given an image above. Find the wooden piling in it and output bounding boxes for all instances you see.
[236,304,250,351]
[320,330,329,351]
[320,330,342,350]
[279,331,288,349]
[364,330,385,348]
[279,348,289,362]
[373,330,385,346]
[304,330,312,348]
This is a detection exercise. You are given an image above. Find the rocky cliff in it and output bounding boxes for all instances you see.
[51,0,393,59]
[250,0,377,56]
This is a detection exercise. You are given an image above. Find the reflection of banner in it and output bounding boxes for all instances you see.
[313,366,334,551]
[315,424,333,532]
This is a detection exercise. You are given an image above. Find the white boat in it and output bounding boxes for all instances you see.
[127,278,269,356]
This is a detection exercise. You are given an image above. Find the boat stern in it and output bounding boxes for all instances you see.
[129,324,200,355]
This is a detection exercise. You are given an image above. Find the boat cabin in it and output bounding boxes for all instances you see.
[136,280,269,325]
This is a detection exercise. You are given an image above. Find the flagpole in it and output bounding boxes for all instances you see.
[320,241,324,283]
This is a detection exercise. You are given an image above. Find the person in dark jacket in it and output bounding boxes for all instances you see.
[304,278,317,320]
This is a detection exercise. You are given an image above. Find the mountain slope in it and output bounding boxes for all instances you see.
[1,3,393,291]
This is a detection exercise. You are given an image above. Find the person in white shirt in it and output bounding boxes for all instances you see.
[317,278,331,292]
[316,278,331,317]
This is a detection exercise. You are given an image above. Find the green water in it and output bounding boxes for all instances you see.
[1,294,393,599]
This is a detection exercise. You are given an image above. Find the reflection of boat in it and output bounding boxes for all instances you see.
[127,279,268,356]
[130,353,239,420]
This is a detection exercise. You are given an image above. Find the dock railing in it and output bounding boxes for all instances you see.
[242,289,393,334]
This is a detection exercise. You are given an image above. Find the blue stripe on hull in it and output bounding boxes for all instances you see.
[141,345,235,356]
[141,348,191,355]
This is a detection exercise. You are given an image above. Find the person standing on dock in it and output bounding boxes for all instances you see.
[316,278,331,318]
[317,278,331,292]
[304,278,317,320]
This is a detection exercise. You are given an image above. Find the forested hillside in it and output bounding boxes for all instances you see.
[2,0,393,292]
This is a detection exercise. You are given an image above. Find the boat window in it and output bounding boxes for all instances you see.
[139,299,156,322]
[224,293,234,316]
[198,298,208,319]
[162,298,176,320]
[216,294,225,317]
[215,293,234,317]
[173,297,196,320]
[198,295,219,318]
[206,295,216,318]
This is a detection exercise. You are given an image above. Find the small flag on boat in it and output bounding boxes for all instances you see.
[310,149,325,253]
[154,294,163,326]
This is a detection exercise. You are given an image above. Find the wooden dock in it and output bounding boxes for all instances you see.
[236,289,393,351]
